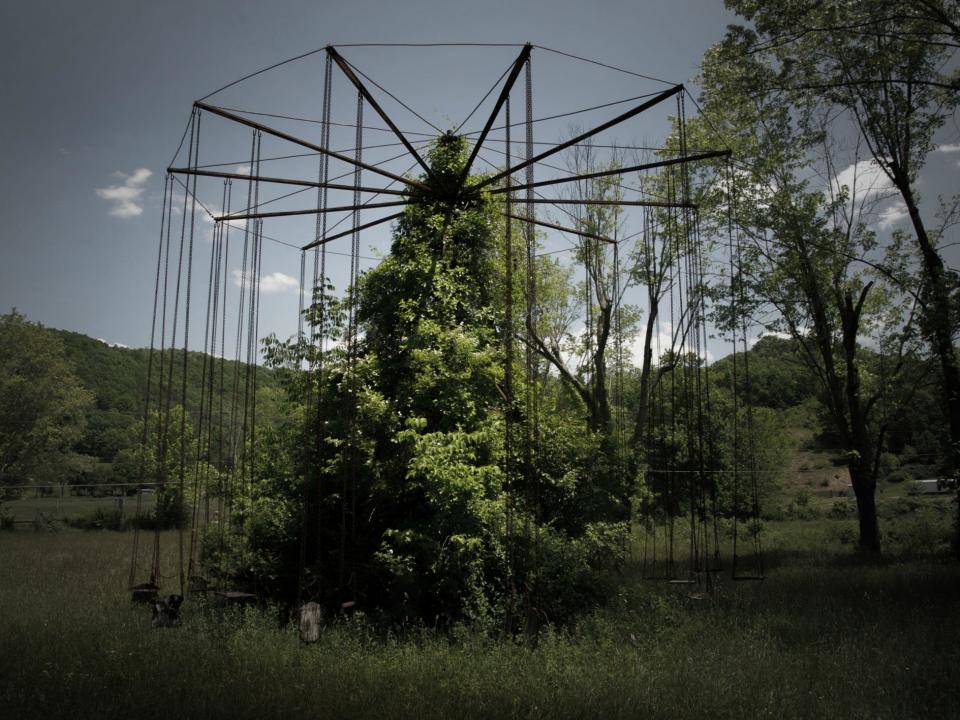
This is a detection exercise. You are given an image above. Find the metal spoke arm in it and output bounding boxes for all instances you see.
[476,84,684,191]
[168,167,409,196]
[488,149,731,195]
[458,43,532,187]
[217,200,409,222]
[515,198,696,209]
[194,101,430,192]
[326,46,435,182]
[504,212,617,245]
[301,211,405,251]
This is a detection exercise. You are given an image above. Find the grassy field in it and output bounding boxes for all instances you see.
[1,491,958,720]
[2,493,156,527]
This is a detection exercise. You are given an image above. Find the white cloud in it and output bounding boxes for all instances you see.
[96,168,152,218]
[832,159,894,203]
[127,168,152,185]
[878,200,909,230]
[749,331,790,348]
[936,143,960,153]
[232,269,299,294]
[234,165,251,176]
[628,319,713,367]
[260,272,300,293]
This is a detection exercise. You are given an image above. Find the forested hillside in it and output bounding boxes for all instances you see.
[0,314,279,488]
[57,329,278,465]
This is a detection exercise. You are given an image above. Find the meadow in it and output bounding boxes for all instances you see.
[1,490,958,720]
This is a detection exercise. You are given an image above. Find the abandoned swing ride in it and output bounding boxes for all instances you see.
[128,43,763,624]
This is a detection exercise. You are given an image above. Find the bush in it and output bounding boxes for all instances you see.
[830,499,856,519]
[66,508,126,531]
[761,505,787,521]
[877,452,900,479]
[886,469,913,484]
[836,524,858,545]
[523,521,629,626]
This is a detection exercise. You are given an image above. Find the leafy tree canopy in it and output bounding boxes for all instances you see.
[0,310,93,484]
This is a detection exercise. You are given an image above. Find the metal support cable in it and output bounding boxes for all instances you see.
[129,171,172,590]
[503,92,516,632]
[177,109,201,596]
[523,56,540,626]
[154,109,198,587]
[187,184,223,585]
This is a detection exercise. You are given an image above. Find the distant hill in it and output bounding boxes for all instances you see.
[709,334,818,409]
[51,328,281,468]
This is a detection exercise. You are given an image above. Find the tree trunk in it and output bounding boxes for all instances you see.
[895,175,960,556]
[630,298,659,453]
[898,178,960,473]
[591,300,613,433]
[849,462,880,555]
[840,284,880,555]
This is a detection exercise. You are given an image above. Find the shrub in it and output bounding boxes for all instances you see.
[886,469,912,484]
[66,508,126,531]
[877,452,900,479]
[830,499,856,519]
[836,524,858,545]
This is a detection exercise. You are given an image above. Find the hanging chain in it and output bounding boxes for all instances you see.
[503,92,517,631]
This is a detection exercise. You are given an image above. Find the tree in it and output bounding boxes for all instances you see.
[0,310,92,485]
[250,136,632,626]
[253,136,510,623]
[535,143,626,435]
[722,0,960,534]
[694,41,921,553]
[628,138,712,475]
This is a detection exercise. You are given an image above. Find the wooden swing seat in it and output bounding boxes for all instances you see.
[131,582,160,604]
[214,590,257,607]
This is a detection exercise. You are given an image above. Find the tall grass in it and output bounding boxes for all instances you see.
[1,526,958,719]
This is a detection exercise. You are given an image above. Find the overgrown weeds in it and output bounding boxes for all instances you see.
[1,525,958,719]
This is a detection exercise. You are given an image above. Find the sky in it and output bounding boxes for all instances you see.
[1,0,957,363]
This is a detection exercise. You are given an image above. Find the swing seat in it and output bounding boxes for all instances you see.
[732,575,764,581]
[131,582,160,604]
[214,590,257,607]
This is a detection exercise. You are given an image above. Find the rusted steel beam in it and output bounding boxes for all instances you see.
[301,211,405,251]
[514,198,696,208]
[194,101,430,192]
[217,200,408,222]
[458,43,532,188]
[326,46,435,181]
[476,84,684,191]
[167,167,409,196]
[488,149,731,194]
[504,212,616,244]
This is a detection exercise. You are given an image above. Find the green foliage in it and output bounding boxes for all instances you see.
[2,524,960,719]
[243,137,510,623]
[714,0,960,552]
[0,310,93,485]
[0,311,283,502]
[886,469,913,484]
[710,335,817,410]
[65,507,126,531]
[238,135,639,626]
[877,451,900,480]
